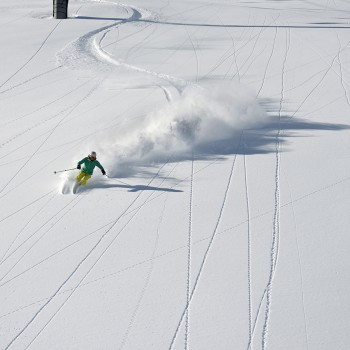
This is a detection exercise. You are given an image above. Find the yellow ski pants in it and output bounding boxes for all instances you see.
[76,171,91,185]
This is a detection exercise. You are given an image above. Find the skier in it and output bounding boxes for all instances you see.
[76,151,106,185]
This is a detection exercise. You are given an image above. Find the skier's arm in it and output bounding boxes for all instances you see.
[96,161,106,175]
[77,157,87,169]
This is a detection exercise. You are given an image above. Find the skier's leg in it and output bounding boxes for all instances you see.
[76,171,85,183]
[81,174,91,185]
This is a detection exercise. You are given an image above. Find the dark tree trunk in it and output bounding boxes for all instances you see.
[53,0,69,19]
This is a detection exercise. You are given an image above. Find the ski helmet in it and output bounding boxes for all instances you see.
[89,151,97,158]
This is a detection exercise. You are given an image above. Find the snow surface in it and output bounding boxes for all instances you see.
[1,0,350,349]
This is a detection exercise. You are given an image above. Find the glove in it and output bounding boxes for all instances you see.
[77,164,81,170]
[102,170,106,176]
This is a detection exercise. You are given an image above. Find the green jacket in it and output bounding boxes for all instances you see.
[78,157,105,175]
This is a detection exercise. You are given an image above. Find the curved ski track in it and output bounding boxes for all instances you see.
[57,3,188,94]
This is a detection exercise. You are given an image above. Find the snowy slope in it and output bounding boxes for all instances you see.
[1,0,350,349]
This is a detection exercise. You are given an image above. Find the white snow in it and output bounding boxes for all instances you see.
[1,0,350,349]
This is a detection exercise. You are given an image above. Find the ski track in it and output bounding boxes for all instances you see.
[224,11,254,81]
[253,48,340,97]
[3,172,350,324]
[142,5,216,84]
[0,148,180,282]
[0,10,33,27]
[336,34,350,110]
[73,2,86,17]
[0,133,87,190]
[0,87,128,164]
[243,147,253,347]
[223,14,253,77]
[201,12,257,81]
[283,169,310,350]
[185,27,199,83]
[168,133,243,350]
[0,194,84,286]
[0,77,156,173]
[57,3,189,94]
[123,24,157,62]
[95,27,188,93]
[0,80,102,198]
[3,2,350,348]
[227,24,255,80]
[201,24,250,79]
[0,159,222,292]
[101,22,153,52]
[0,107,76,161]
[4,160,171,349]
[185,154,194,350]
[106,3,213,87]
[0,189,56,225]
[150,7,213,83]
[3,147,350,311]
[0,66,64,96]
[23,161,175,349]
[239,13,281,81]
[261,28,290,350]
[256,26,278,97]
[0,78,93,130]
[205,13,276,81]
[291,48,341,119]
[238,17,268,79]
[0,20,62,90]
[0,192,57,266]
[241,36,269,80]
[0,222,112,291]
[201,32,238,80]
[303,94,344,119]
[281,66,330,98]
[294,31,350,88]
[117,165,176,350]
[220,17,241,82]
[0,104,76,151]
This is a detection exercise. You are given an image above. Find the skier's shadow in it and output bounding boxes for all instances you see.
[94,183,183,193]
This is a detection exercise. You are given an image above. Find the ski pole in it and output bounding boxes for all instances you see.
[53,168,76,174]
[115,179,131,186]
[105,175,130,186]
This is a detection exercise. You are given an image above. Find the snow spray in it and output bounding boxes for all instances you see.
[92,82,266,176]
